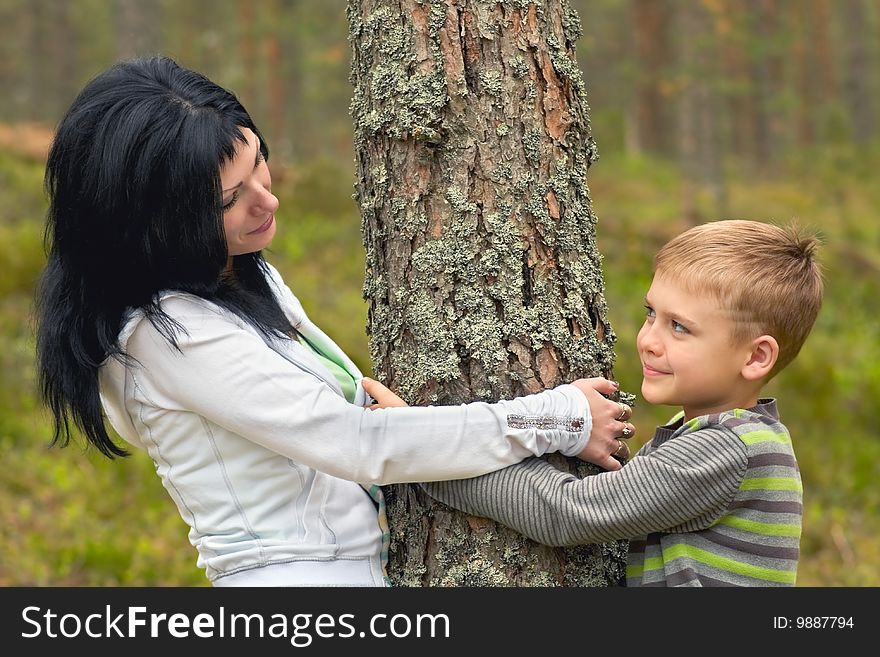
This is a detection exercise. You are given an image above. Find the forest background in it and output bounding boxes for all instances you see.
[0,0,877,586]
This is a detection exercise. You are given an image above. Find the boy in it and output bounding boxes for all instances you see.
[422,220,824,586]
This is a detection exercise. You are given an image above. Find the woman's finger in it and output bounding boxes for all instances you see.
[362,377,408,408]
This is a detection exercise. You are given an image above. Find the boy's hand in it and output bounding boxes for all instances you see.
[362,377,408,409]
[571,377,635,472]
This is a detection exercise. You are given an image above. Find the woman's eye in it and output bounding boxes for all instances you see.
[222,192,239,211]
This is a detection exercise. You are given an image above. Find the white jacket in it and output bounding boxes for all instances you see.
[98,263,593,584]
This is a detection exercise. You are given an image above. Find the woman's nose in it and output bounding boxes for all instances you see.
[254,187,279,215]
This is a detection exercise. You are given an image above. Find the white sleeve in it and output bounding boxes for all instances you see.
[126,298,592,485]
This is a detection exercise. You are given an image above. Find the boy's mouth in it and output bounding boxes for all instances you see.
[642,363,670,377]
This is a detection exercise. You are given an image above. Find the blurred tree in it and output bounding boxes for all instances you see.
[238,0,258,109]
[676,1,700,223]
[283,1,313,162]
[718,0,751,162]
[350,0,625,586]
[793,0,817,145]
[629,0,672,156]
[841,0,874,144]
[811,0,837,106]
[745,0,778,168]
[22,0,79,123]
[263,0,287,165]
[114,0,163,59]
[675,1,726,222]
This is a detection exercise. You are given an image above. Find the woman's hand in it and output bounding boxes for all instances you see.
[362,377,408,409]
[570,378,635,471]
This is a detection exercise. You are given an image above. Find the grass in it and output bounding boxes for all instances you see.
[1,144,877,586]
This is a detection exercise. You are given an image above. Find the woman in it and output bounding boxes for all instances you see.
[35,56,634,586]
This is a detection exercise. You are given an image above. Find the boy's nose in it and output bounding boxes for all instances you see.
[638,323,662,356]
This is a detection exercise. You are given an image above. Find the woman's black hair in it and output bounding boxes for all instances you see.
[36,55,295,458]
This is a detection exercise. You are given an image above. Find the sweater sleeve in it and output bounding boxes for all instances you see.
[421,428,748,546]
[124,296,592,485]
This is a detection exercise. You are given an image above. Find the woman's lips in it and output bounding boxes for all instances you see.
[249,214,275,235]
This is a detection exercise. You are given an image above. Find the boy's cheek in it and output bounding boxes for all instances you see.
[640,378,665,404]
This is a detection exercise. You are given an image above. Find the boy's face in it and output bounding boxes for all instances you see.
[637,275,757,420]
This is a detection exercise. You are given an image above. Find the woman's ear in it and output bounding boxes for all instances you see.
[742,335,779,381]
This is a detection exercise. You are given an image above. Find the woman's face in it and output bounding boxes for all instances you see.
[219,127,279,258]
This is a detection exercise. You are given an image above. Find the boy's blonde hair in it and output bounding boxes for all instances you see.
[653,220,824,378]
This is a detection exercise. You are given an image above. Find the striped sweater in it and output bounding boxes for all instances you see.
[423,399,802,586]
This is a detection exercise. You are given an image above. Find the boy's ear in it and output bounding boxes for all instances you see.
[742,335,779,381]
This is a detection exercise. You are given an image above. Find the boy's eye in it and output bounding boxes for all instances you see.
[644,305,655,318]
[222,192,239,211]
[672,320,689,334]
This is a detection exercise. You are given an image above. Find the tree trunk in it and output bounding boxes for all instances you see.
[841,0,874,145]
[350,0,626,586]
[793,1,815,146]
[114,0,163,60]
[263,0,288,171]
[630,0,672,156]
[238,0,259,114]
[676,1,702,224]
[746,0,777,169]
[719,0,752,162]
[811,0,836,105]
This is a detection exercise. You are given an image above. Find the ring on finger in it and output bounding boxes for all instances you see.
[615,402,629,421]
[621,425,633,438]
[614,439,629,458]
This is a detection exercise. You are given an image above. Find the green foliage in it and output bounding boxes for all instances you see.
[1,145,877,586]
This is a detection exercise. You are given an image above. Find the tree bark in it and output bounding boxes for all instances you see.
[350,0,626,586]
